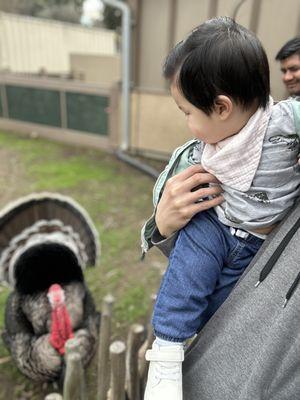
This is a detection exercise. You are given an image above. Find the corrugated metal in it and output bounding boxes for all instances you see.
[0,12,117,73]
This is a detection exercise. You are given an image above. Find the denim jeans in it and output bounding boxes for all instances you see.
[152,209,264,342]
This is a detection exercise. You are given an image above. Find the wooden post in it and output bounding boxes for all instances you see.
[65,337,80,360]
[63,339,85,400]
[102,293,115,315]
[110,341,126,400]
[0,84,9,118]
[97,294,115,400]
[59,90,68,129]
[45,394,63,400]
[138,294,156,389]
[126,324,145,400]
[138,327,154,384]
[97,312,112,400]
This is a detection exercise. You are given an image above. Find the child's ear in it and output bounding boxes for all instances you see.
[213,95,233,120]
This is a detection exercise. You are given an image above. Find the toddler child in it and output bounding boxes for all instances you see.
[142,16,300,400]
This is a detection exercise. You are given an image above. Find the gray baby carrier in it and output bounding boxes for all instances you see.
[183,200,300,400]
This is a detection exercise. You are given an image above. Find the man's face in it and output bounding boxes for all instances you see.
[280,53,300,96]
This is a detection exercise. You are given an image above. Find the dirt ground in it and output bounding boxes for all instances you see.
[0,147,28,207]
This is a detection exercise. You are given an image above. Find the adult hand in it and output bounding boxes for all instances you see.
[155,164,223,238]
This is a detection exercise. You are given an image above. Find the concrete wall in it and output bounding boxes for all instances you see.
[0,12,117,74]
[70,54,120,86]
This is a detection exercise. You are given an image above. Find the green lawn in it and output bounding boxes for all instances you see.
[0,131,166,399]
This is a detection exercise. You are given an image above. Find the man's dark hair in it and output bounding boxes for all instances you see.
[275,37,300,61]
[163,17,270,115]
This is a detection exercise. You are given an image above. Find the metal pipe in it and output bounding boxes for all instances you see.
[115,150,159,180]
[231,0,247,21]
[102,0,131,151]
[102,1,160,181]
[208,0,219,19]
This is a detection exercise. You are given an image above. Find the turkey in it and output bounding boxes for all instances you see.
[0,192,101,382]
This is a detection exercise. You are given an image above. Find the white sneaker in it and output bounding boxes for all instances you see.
[144,342,184,400]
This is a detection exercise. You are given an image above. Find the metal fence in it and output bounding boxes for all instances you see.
[0,73,113,150]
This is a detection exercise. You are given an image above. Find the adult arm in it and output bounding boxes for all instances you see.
[155,164,224,238]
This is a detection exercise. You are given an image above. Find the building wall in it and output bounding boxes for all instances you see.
[256,0,300,100]
[174,0,211,43]
[0,12,117,74]
[138,0,172,90]
[130,89,190,156]
[137,0,300,99]
[131,0,300,157]
[70,54,120,86]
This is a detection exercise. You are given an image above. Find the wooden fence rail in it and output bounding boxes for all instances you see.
[46,293,155,400]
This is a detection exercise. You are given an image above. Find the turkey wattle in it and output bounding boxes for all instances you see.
[0,193,101,382]
[48,283,74,355]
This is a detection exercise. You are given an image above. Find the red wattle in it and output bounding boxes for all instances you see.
[49,304,74,355]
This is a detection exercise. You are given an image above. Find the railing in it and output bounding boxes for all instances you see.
[0,73,114,151]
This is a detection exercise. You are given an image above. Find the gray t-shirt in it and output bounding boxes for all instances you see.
[142,99,300,255]
[192,100,300,231]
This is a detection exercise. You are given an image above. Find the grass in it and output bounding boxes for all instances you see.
[0,130,166,399]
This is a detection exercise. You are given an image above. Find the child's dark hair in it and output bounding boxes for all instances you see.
[163,17,270,115]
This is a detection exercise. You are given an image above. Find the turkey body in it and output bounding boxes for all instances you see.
[0,193,101,382]
[2,281,100,382]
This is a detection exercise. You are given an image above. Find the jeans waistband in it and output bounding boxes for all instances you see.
[229,226,265,243]
[230,227,249,239]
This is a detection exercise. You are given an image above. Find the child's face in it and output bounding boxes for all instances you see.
[171,84,232,144]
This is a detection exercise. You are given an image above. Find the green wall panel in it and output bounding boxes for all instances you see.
[6,85,61,127]
[66,92,108,135]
